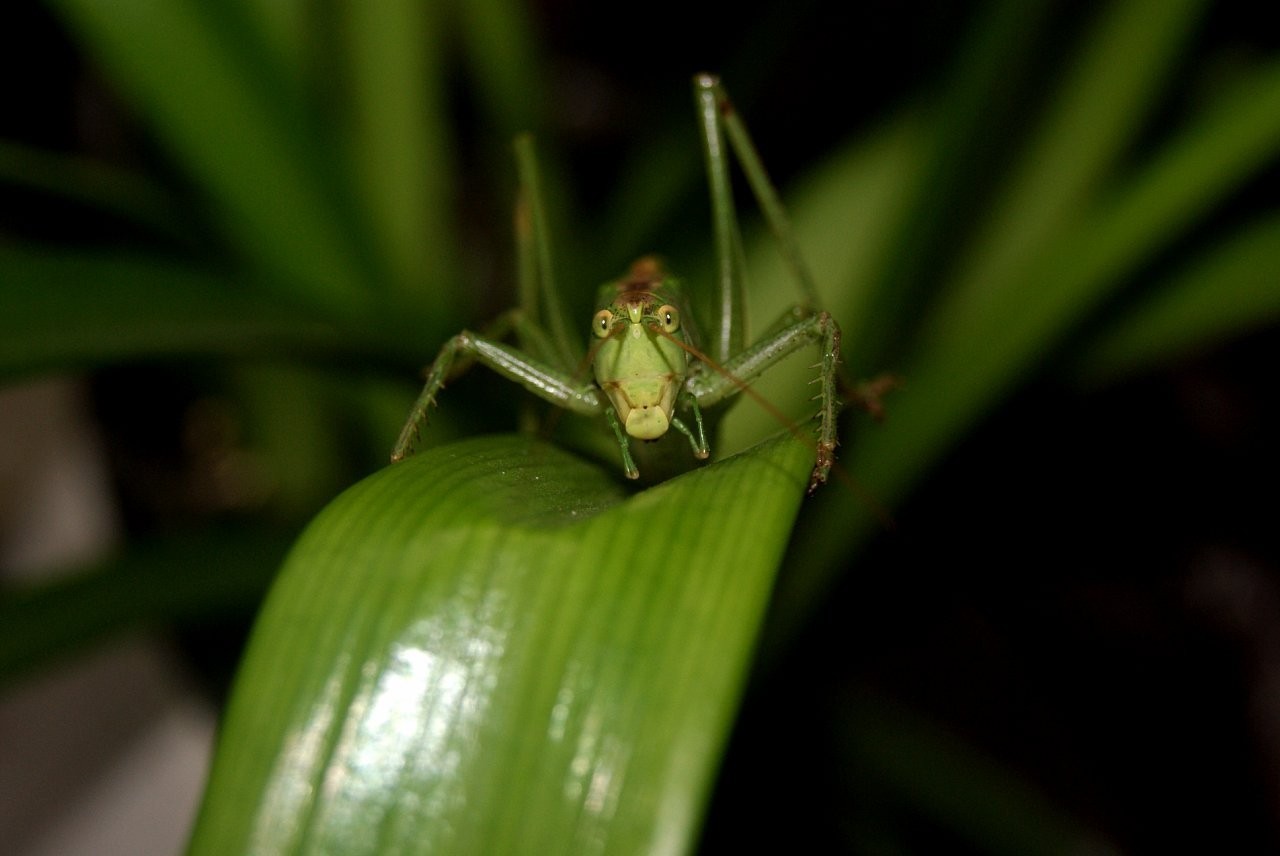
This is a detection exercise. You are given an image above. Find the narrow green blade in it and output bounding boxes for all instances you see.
[47,0,371,312]
[339,0,455,302]
[773,57,1280,639]
[0,141,187,239]
[941,0,1207,315]
[1071,210,1280,381]
[0,528,291,685]
[189,433,812,855]
[0,248,350,379]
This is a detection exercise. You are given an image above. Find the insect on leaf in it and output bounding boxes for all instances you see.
[188,432,812,855]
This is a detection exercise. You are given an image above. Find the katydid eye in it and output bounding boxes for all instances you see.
[592,309,614,338]
[657,304,680,333]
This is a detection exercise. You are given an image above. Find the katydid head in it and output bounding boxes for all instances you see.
[590,259,691,441]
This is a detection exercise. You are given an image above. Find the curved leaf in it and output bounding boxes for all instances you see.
[189,433,812,855]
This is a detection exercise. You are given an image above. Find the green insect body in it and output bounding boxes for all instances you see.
[392,75,843,492]
[591,264,691,443]
[585,259,715,484]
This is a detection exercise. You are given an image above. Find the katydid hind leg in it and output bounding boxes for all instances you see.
[700,73,890,418]
[694,73,823,314]
[514,134,579,371]
[694,74,747,365]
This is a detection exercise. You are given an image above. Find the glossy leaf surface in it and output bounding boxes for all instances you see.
[189,434,810,855]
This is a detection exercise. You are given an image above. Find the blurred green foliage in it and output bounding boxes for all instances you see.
[1,0,1278,852]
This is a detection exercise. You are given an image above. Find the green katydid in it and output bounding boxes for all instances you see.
[392,74,844,493]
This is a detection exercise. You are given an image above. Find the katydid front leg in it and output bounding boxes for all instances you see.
[685,309,842,493]
[391,332,603,463]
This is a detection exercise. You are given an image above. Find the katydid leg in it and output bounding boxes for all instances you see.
[678,391,710,458]
[391,331,603,463]
[513,134,579,369]
[694,73,823,313]
[603,407,639,479]
[686,309,842,490]
[670,413,710,460]
[694,76,747,365]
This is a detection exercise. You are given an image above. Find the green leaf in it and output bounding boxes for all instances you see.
[942,0,1208,314]
[189,433,812,855]
[1071,211,1280,381]
[846,0,1058,371]
[0,248,355,379]
[339,0,456,301]
[772,56,1280,643]
[901,57,1280,465]
[841,689,1117,855]
[239,0,311,85]
[0,140,190,239]
[454,0,545,138]
[47,0,374,312]
[0,528,291,685]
